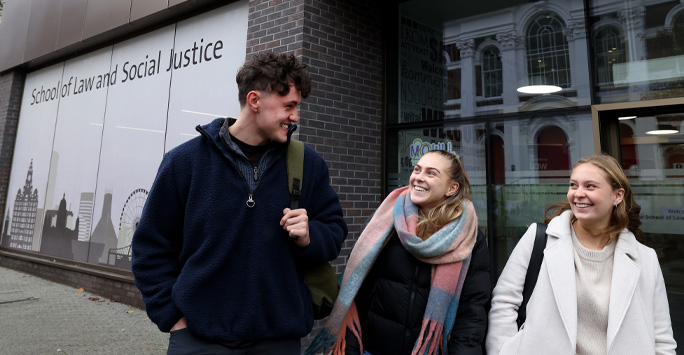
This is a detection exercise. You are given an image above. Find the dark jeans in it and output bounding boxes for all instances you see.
[167,328,301,355]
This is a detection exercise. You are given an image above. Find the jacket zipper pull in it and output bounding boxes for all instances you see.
[253,166,258,181]
[246,194,255,208]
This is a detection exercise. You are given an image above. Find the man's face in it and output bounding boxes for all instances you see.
[253,83,301,144]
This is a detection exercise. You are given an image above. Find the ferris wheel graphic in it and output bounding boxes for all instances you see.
[108,188,148,268]
[118,188,148,249]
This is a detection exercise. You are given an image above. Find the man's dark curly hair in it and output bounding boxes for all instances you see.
[236,52,312,107]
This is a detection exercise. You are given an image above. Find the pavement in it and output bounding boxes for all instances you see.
[0,266,168,354]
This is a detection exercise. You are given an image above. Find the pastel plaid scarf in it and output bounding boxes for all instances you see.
[303,186,477,355]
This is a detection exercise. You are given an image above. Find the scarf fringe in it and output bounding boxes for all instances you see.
[413,319,444,355]
[330,301,362,355]
[302,329,336,355]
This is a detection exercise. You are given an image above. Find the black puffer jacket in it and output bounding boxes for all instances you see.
[345,229,490,355]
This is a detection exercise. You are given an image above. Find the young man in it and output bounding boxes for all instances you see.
[131,52,348,354]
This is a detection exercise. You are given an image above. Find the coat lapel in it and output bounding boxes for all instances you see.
[545,232,578,348]
[606,231,640,352]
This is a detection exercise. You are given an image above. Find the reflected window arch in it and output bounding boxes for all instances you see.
[619,123,637,170]
[481,46,503,98]
[664,146,684,172]
[536,125,569,171]
[490,134,505,184]
[595,26,626,85]
[526,13,571,88]
[674,11,684,54]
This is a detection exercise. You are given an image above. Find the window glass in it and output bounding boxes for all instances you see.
[1,3,249,270]
[482,47,503,98]
[614,108,684,345]
[394,0,594,274]
[591,0,684,103]
[595,26,627,86]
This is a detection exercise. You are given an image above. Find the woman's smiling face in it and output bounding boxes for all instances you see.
[409,152,459,214]
[567,162,624,231]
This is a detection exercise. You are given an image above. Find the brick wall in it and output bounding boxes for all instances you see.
[0,70,25,231]
[298,0,384,268]
[246,0,305,56]
[247,0,384,267]
[247,0,385,348]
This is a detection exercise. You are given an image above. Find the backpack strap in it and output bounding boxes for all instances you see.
[517,222,548,329]
[286,139,304,209]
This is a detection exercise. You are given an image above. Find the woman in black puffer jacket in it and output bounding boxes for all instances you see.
[346,228,490,355]
[304,150,491,355]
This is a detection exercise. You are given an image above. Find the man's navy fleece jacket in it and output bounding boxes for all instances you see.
[131,118,347,342]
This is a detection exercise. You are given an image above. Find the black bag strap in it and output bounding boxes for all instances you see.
[516,223,548,329]
[286,139,304,209]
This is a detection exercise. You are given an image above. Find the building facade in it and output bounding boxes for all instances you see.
[0,0,682,347]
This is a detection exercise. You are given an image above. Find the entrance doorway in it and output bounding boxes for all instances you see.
[593,98,684,346]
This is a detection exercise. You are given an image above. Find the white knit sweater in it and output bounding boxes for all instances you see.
[572,228,616,355]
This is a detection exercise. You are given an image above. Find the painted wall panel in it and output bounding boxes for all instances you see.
[56,0,89,49]
[89,25,175,267]
[25,0,62,60]
[83,0,132,39]
[131,0,169,22]
[0,0,32,69]
[3,65,64,252]
[165,0,248,151]
[169,0,190,6]
[41,47,113,262]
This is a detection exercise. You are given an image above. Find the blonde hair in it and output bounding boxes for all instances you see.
[416,150,471,240]
[544,154,643,243]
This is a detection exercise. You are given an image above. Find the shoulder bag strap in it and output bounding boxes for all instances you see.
[516,222,548,329]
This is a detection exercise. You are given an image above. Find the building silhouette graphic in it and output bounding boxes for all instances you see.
[89,192,117,265]
[40,193,79,260]
[78,192,94,241]
[9,160,39,250]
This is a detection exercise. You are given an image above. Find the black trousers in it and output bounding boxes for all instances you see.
[167,328,301,355]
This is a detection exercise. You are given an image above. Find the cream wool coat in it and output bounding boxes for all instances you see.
[486,211,676,355]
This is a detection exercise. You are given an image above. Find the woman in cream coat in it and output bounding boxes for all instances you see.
[486,154,676,355]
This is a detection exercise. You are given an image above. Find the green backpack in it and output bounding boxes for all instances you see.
[286,139,339,320]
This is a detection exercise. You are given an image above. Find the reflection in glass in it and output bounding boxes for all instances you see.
[592,0,684,102]
[395,0,594,273]
[595,26,627,86]
[618,110,684,344]
[482,46,503,98]
[526,13,571,89]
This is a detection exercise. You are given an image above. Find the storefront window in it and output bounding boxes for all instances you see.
[389,0,684,343]
[1,3,249,270]
[591,0,684,103]
[393,0,594,273]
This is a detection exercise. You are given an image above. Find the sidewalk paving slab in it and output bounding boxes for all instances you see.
[0,266,168,354]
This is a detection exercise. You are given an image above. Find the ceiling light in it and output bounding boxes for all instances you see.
[516,85,563,94]
[618,116,636,120]
[646,124,679,135]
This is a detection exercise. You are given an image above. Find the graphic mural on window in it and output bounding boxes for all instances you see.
[1,1,249,270]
